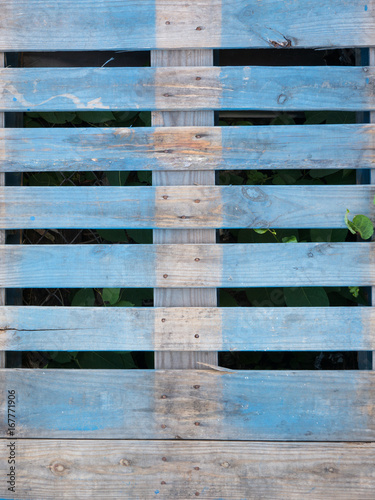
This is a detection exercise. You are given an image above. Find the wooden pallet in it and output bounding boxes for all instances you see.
[1,1,375,498]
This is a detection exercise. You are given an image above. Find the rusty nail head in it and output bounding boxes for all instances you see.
[195,257,200,261]
[161,318,166,322]
[196,76,201,80]
[196,26,203,30]
[161,424,167,429]
[162,195,168,200]
[194,334,199,338]
[161,481,166,485]
[163,93,172,97]
[161,395,167,399]
[193,384,200,389]
[194,422,200,426]
[162,457,167,462]
[194,466,200,470]
[195,134,201,139]
[194,199,200,203]
[163,274,168,279]
[195,492,200,496]
[165,21,170,25]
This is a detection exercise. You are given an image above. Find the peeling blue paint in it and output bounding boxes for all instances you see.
[365,5,368,11]
[30,216,35,221]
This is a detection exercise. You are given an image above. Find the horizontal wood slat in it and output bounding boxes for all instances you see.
[1,306,375,351]
[0,243,373,288]
[1,66,374,112]
[1,0,374,51]
[1,369,374,440]
[1,124,374,172]
[0,440,374,499]
[1,185,373,229]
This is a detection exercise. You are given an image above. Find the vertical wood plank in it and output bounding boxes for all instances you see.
[152,49,217,369]
[0,53,5,369]
[370,47,374,371]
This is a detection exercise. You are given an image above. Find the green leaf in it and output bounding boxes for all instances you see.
[253,228,268,234]
[138,111,151,127]
[246,171,268,184]
[283,287,329,307]
[71,288,95,306]
[349,286,360,298]
[345,209,374,240]
[77,111,115,124]
[282,235,297,243]
[96,229,127,243]
[137,171,152,184]
[309,168,341,179]
[310,228,348,243]
[39,112,76,124]
[102,288,121,305]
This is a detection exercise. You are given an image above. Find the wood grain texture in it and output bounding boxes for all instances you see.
[1,185,373,230]
[0,53,4,368]
[1,440,375,499]
[1,369,374,440]
[0,242,373,288]
[1,0,374,50]
[1,66,374,112]
[2,124,374,172]
[152,49,217,370]
[1,306,375,351]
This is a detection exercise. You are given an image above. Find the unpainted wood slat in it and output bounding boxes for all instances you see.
[1,306,375,351]
[0,243,373,288]
[1,66,374,112]
[1,369,374,440]
[0,52,4,368]
[1,124,374,172]
[0,440,374,499]
[1,0,374,51]
[151,49,217,370]
[1,185,373,229]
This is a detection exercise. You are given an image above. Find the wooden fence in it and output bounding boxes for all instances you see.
[1,1,375,498]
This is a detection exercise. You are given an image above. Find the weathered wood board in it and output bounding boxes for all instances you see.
[0,440,374,499]
[1,66,374,112]
[1,369,374,440]
[1,185,373,229]
[1,124,374,172]
[0,243,373,288]
[1,0,374,50]
[1,306,375,351]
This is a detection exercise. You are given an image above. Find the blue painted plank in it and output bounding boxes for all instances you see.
[0,185,373,229]
[0,243,372,288]
[1,306,374,351]
[1,369,374,440]
[1,0,374,50]
[1,125,374,172]
[1,67,374,112]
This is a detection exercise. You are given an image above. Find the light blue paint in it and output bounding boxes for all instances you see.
[1,370,373,440]
[0,305,372,352]
[218,66,374,111]
[1,66,373,112]
[1,124,374,173]
[366,78,370,84]
[12,97,17,101]
[0,242,373,288]
[0,0,373,50]
[1,185,373,230]
[154,491,159,495]
[365,5,368,11]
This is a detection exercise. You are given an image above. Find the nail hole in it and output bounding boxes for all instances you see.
[195,422,200,426]
[161,424,167,429]
[195,135,201,138]
[161,481,166,485]
[161,318,166,322]
[194,257,200,262]
[165,21,170,25]
[162,195,168,200]
[161,395,167,399]
[194,334,199,338]
[194,199,200,203]
[193,385,200,389]
[163,274,168,279]
[162,457,167,462]
[194,467,200,470]
[196,76,201,80]
[195,26,203,30]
